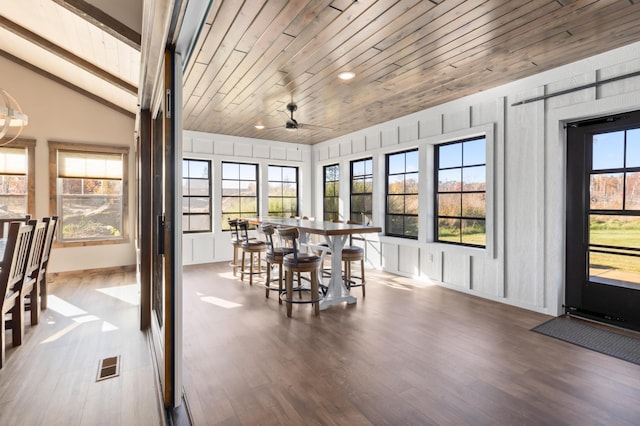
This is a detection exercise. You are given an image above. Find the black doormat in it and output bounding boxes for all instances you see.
[532,316,640,366]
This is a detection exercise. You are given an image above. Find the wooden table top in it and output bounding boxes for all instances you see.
[246,217,381,236]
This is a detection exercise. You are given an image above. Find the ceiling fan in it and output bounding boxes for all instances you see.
[277,102,333,132]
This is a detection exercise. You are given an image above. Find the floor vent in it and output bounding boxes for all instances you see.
[97,355,120,381]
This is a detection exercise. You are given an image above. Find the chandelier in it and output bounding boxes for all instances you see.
[0,88,28,145]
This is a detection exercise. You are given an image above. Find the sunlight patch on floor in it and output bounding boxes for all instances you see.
[96,283,140,306]
[41,295,120,344]
[200,295,242,309]
[47,295,88,317]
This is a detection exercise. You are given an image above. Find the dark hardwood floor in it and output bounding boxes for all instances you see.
[182,262,640,425]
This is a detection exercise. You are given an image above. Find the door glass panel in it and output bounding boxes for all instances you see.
[626,172,640,210]
[590,173,623,209]
[627,129,640,168]
[589,215,640,285]
[592,131,624,170]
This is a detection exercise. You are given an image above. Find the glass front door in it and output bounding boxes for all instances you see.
[566,111,640,330]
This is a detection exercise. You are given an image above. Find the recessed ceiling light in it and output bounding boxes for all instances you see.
[254,124,265,130]
[338,71,356,80]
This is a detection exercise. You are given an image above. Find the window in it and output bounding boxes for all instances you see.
[386,149,419,238]
[268,165,298,218]
[350,158,372,223]
[323,164,339,221]
[435,136,486,247]
[183,159,211,233]
[221,161,258,230]
[49,141,128,245]
[0,140,35,220]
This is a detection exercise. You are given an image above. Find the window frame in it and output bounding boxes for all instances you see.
[221,161,259,230]
[182,158,212,233]
[49,141,129,247]
[0,139,35,222]
[385,148,419,239]
[323,163,340,222]
[267,164,299,218]
[350,157,373,224]
[434,135,487,248]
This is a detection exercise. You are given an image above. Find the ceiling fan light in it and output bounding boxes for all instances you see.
[254,124,265,129]
[285,121,297,131]
[338,71,356,80]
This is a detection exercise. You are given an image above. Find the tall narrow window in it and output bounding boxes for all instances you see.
[221,161,258,230]
[50,142,128,244]
[350,158,372,224]
[268,165,298,218]
[323,164,340,221]
[183,159,211,233]
[435,136,486,247]
[386,149,419,238]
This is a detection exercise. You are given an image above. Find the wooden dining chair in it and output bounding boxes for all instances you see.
[1,221,34,368]
[38,216,57,311]
[21,219,47,326]
[279,227,322,317]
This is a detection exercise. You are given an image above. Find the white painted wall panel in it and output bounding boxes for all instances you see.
[398,245,420,276]
[271,146,287,160]
[352,135,366,153]
[418,115,442,139]
[192,137,214,154]
[442,252,467,288]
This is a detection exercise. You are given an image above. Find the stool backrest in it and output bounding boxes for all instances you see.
[227,218,241,242]
[261,224,275,255]
[238,220,250,243]
[277,227,299,262]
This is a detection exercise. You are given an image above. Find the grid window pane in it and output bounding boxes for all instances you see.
[436,137,486,247]
[221,161,258,230]
[351,158,373,224]
[324,164,340,221]
[268,165,298,217]
[385,150,418,238]
[183,159,212,233]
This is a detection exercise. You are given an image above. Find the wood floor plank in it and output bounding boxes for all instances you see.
[183,262,640,425]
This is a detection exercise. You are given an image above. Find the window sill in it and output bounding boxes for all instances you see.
[54,237,130,248]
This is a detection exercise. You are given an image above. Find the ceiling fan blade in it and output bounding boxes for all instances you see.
[298,122,334,131]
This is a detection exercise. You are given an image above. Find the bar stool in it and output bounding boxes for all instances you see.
[279,227,322,317]
[341,245,366,297]
[344,220,367,297]
[227,218,242,276]
[261,224,293,303]
[239,220,266,286]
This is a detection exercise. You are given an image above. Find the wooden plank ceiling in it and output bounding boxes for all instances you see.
[0,0,141,116]
[183,0,640,144]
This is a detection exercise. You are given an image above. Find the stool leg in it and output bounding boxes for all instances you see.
[232,246,238,276]
[360,258,366,298]
[249,252,254,285]
[285,269,293,317]
[265,260,271,298]
[278,262,283,305]
[311,270,319,316]
[241,251,246,282]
